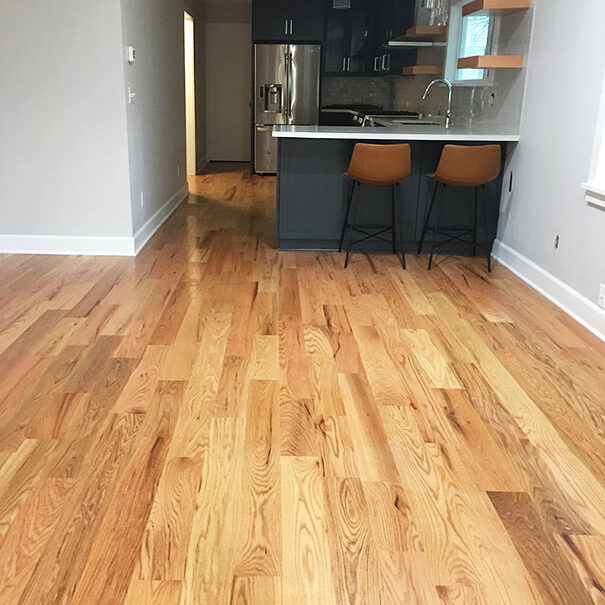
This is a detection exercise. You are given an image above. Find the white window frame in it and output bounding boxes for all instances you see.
[582,71,605,209]
[445,0,498,87]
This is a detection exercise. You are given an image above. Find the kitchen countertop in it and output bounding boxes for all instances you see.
[272,124,520,142]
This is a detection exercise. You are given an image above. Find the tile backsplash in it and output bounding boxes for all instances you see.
[321,77,394,109]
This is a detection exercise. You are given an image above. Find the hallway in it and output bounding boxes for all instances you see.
[0,165,604,604]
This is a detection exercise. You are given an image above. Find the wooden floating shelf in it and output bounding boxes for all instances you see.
[462,0,530,17]
[405,25,448,38]
[402,65,444,76]
[458,55,525,69]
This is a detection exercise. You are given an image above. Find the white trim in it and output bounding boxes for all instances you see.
[492,240,605,343]
[581,182,605,209]
[133,184,189,254]
[0,234,136,256]
[582,69,605,204]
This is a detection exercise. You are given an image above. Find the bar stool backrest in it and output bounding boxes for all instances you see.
[347,143,412,185]
[433,144,501,187]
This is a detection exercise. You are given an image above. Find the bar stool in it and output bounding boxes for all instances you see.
[417,144,501,272]
[338,143,411,269]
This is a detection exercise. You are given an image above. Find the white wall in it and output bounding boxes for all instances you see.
[0,1,133,247]
[120,0,190,236]
[494,0,605,338]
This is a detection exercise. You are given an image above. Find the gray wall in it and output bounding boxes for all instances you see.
[0,1,133,238]
[120,0,190,233]
[204,1,251,24]
[497,0,605,305]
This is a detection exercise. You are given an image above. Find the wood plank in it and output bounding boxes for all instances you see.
[489,491,594,605]
[280,456,336,605]
[232,380,281,576]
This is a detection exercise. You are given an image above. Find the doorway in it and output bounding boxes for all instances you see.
[184,12,196,176]
[206,23,252,161]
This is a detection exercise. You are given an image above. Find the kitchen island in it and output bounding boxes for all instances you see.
[273,124,519,254]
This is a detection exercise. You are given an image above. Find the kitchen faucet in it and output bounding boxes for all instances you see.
[422,79,453,128]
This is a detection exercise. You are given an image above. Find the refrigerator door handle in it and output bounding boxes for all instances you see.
[287,52,294,123]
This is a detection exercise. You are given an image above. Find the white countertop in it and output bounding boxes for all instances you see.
[272,124,520,142]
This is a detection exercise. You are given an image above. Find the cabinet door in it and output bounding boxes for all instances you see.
[372,0,416,75]
[348,1,375,74]
[324,4,352,74]
[253,0,290,41]
[324,0,375,76]
[288,0,325,42]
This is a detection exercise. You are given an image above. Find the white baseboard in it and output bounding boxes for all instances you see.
[0,184,189,257]
[133,184,189,254]
[0,234,136,256]
[492,240,605,342]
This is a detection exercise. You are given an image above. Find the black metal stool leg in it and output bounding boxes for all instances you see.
[344,182,361,268]
[473,186,479,257]
[428,184,444,270]
[392,183,406,269]
[418,180,439,254]
[391,185,397,255]
[339,179,356,253]
[482,185,492,272]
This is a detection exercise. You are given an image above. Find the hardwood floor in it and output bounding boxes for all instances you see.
[0,163,604,604]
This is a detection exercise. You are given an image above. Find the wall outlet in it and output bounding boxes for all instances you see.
[553,234,560,250]
[599,284,605,309]
[140,192,144,208]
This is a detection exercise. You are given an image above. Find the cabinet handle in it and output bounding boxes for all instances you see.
[374,56,380,71]
[289,19,293,35]
[285,20,289,35]
[342,57,347,72]
[347,57,352,71]
[381,54,390,71]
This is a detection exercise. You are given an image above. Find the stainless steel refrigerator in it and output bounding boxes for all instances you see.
[254,44,321,174]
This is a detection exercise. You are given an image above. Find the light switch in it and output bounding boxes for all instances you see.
[128,46,136,64]
[128,87,136,104]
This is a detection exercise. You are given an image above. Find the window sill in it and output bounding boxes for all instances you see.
[581,182,605,209]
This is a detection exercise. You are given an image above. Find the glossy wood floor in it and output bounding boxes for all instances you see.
[1,164,604,605]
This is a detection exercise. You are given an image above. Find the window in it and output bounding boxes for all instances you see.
[445,0,495,86]
[582,71,605,209]
[457,15,493,81]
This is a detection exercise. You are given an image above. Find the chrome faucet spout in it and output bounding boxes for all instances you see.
[422,78,453,128]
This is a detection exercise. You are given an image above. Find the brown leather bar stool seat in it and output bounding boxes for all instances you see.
[418,144,501,272]
[339,143,412,269]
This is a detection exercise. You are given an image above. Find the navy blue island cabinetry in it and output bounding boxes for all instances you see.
[274,127,520,255]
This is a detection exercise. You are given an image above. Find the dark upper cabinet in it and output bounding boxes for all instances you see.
[252,0,416,74]
[371,0,416,75]
[253,0,324,42]
[324,1,375,75]
[323,0,416,76]
[289,0,325,41]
